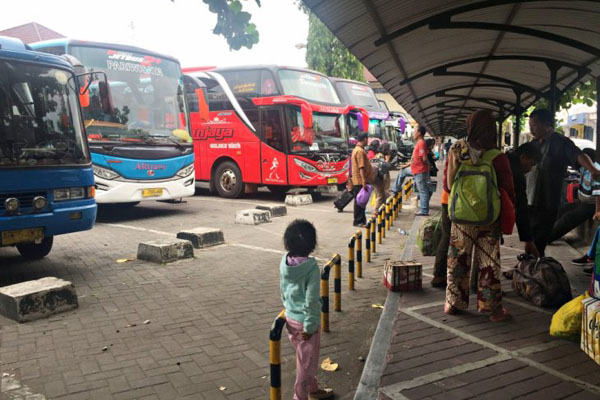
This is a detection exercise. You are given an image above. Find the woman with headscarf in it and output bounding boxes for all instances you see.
[445,110,515,322]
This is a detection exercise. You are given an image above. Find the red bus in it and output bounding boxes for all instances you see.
[182,65,367,198]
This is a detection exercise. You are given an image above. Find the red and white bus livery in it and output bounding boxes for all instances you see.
[183,65,367,198]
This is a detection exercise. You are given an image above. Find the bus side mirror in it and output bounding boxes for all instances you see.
[361,111,369,132]
[301,104,313,129]
[98,80,114,115]
[195,88,209,121]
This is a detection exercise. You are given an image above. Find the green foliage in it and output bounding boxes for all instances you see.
[199,0,261,50]
[534,78,597,111]
[305,12,365,81]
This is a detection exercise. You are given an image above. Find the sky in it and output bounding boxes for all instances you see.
[1,0,309,69]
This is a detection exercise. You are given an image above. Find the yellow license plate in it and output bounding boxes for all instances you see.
[142,188,163,198]
[2,228,44,245]
[327,177,338,184]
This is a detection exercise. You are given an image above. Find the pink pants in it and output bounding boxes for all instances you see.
[286,318,320,400]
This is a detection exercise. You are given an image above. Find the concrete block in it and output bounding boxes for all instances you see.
[235,209,271,225]
[256,204,287,217]
[137,239,194,263]
[285,194,313,206]
[0,277,78,322]
[177,227,224,249]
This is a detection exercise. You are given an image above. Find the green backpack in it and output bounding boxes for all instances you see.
[449,149,501,225]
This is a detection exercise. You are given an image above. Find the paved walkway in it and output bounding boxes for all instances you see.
[358,177,600,400]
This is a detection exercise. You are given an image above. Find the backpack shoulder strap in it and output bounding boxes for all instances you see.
[481,149,501,164]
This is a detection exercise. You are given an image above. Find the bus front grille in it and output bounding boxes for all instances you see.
[0,191,48,212]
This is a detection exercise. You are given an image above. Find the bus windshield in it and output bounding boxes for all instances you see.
[278,70,340,104]
[335,81,379,108]
[0,60,88,167]
[286,107,348,154]
[368,119,386,139]
[70,45,188,143]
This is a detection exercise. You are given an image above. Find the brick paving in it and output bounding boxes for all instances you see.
[0,185,414,400]
[372,178,600,400]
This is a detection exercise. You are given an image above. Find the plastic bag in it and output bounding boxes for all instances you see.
[417,211,442,256]
[550,292,588,341]
[356,184,373,208]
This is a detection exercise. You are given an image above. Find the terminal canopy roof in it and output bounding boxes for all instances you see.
[303,0,600,136]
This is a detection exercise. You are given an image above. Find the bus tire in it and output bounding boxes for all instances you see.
[214,161,243,198]
[16,236,53,260]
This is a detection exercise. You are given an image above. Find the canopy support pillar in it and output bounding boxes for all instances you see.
[513,89,522,148]
[596,78,600,162]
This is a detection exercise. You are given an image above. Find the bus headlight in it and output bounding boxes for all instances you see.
[176,164,194,178]
[32,196,48,210]
[294,158,318,173]
[93,165,120,180]
[5,198,19,213]
[53,188,92,201]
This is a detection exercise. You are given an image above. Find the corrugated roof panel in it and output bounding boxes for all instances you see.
[306,0,600,134]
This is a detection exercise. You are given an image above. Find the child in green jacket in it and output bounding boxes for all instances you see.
[280,219,333,400]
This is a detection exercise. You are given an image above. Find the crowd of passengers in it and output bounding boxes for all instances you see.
[347,108,600,322]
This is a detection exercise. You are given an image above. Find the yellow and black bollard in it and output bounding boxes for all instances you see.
[397,191,403,212]
[332,254,341,312]
[385,199,391,231]
[269,310,286,400]
[365,220,371,263]
[381,204,387,239]
[404,179,412,202]
[370,217,376,254]
[321,264,331,333]
[377,209,383,244]
[348,235,355,290]
[356,230,362,278]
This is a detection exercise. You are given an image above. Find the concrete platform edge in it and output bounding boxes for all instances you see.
[354,214,422,400]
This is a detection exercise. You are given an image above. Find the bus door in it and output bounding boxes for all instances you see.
[259,107,287,185]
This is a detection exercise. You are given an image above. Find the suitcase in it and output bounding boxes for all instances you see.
[334,189,354,211]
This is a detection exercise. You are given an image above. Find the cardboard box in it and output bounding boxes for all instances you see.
[581,297,600,365]
[383,260,422,292]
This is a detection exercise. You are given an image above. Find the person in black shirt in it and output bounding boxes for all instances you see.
[507,143,542,257]
[526,109,600,256]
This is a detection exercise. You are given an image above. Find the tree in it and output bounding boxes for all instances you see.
[196,0,365,82]
[533,78,597,112]
[305,11,365,81]
[179,0,261,50]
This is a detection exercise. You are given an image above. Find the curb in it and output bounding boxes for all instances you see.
[354,215,422,400]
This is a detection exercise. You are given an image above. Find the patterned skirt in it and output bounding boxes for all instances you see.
[446,222,502,313]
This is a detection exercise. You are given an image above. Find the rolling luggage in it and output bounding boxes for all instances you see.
[334,189,354,211]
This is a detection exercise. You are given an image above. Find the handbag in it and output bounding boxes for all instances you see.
[499,187,515,235]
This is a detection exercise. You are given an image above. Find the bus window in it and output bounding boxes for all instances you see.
[261,108,284,152]
[205,79,233,111]
[261,70,279,96]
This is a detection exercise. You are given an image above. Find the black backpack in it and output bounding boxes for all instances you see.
[370,158,391,183]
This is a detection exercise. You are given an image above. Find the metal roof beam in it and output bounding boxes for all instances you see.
[428,19,600,58]
[400,55,590,85]
[373,0,600,47]
[433,69,549,99]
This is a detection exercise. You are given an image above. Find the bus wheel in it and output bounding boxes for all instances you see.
[214,161,243,198]
[16,237,53,260]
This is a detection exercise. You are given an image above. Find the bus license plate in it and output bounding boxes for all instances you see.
[142,188,163,198]
[2,228,44,245]
[327,177,338,184]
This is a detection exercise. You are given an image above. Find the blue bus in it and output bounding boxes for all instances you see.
[0,37,97,258]
[31,39,196,204]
